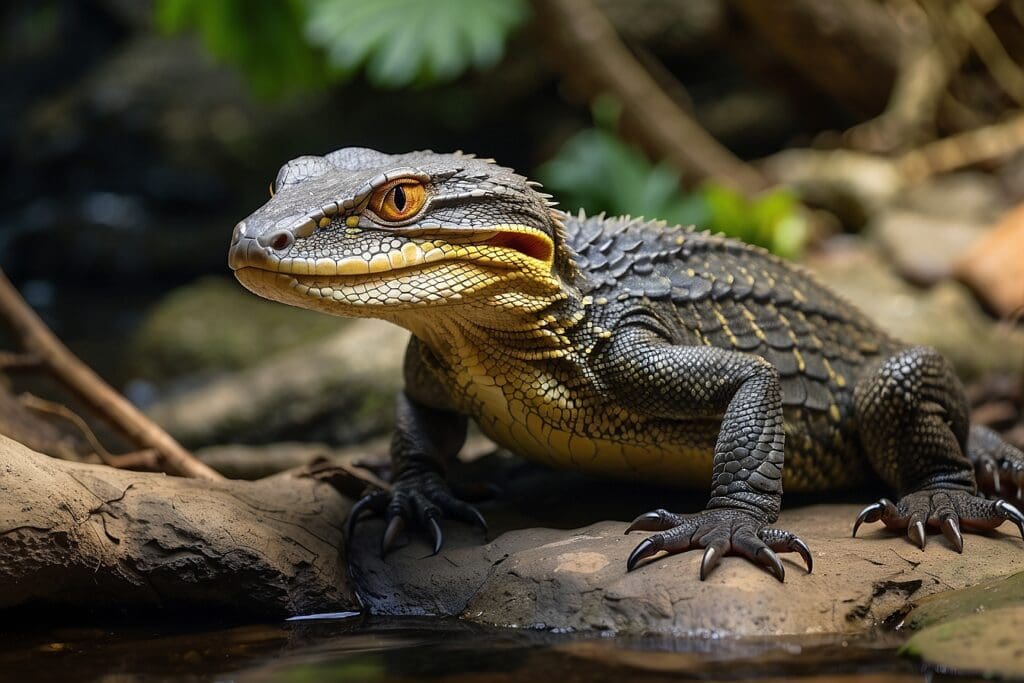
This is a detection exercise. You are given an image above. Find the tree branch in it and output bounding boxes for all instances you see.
[531,0,768,195]
[0,268,222,480]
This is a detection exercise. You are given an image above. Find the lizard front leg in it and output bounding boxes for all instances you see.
[598,324,812,581]
[348,340,485,556]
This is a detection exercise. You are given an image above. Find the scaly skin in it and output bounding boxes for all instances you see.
[229,148,1024,581]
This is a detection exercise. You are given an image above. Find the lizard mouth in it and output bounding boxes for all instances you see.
[232,225,556,311]
[236,225,554,280]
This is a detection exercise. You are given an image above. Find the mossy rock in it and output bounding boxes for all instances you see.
[903,570,1024,630]
[901,605,1024,678]
[130,276,345,380]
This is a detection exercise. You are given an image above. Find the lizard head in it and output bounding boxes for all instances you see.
[229,148,577,323]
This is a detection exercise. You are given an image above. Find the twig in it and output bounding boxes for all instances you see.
[950,0,1024,108]
[0,268,222,480]
[302,459,392,500]
[897,112,1024,182]
[530,0,768,195]
[0,351,43,370]
[19,392,163,472]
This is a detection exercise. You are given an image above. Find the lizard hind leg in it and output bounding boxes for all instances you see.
[968,424,1024,503]
[852,346,1024,550]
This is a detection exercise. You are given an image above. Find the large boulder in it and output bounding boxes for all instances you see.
[349,454,1024,636]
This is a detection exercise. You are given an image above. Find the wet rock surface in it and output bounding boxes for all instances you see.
[348,454,1024,636]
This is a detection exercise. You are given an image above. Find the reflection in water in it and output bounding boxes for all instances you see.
[0,615,984,682]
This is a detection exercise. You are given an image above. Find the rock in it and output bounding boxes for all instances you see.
[903,569,1024,630]
[898,172,1010,225]
[901,606,1024,678]
[145,318,408,448]
[808,241,1024,379]
[348,454,1024,636]
[867,209,987,286]
[956,202,1024,318]
[0,434,355,618]
[899,571,1024,677]
[763,149,904,228]
[129,276,345,381]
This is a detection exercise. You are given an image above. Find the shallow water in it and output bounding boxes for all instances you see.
[0,615,986,682]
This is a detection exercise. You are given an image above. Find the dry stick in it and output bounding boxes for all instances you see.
[0,268,222,480]
[845,0,969,151]
[0,350,42,370]
[951,0,1024,108]
[897,111,1024,182]
[530,0,768,195]
[19,392,162,471]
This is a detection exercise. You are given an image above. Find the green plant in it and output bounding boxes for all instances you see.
[537,103,807,258]
[305,0,529,88]
[156,0,528,96]
[156,0,330,97]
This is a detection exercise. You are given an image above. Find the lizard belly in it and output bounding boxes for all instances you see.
[454,363,715,486]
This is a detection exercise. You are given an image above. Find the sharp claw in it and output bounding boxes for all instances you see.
[346,491,384,545]
[908,520,927,550]
[986,461,1002,495]
[791,537,813,574]
[626,538,659,571]
[427,517,443,555]
[756,547,786,582]
[381,515,405,557]
[852,501,884,538]
[625,511,664,534]
[995,500,1024,540]
[470,507,488,533]
[940,515,964,553]
[699,545,721,581]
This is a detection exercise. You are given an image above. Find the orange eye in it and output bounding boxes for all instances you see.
[370,179,427,222]
[269,181,276,198]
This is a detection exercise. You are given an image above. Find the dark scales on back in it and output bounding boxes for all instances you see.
[229,148,1024,581]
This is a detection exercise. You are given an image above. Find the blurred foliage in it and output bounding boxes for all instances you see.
[538,100,807,258]
[156,0,528,96]
[305,0,529,88]
[156,0,331,96]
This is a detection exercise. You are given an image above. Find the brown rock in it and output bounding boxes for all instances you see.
[349,454,1024,636]
[145,318,408,447]
[956,202,1024,318]
[809,241,1024,379]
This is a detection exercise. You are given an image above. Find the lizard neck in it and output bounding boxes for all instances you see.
[396,278,589,365]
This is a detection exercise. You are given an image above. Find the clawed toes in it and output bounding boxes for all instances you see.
[625,509,681,534]
[852,498,895,538]
[624,509,811,581]
[995,500,1024,540]
[626,537,662,571]
[940,515,963,553]
[759,528,813,574]
[755,547,785,582]
[381,515,406,556]
[346,474,489,560]
[851,491,1024,553]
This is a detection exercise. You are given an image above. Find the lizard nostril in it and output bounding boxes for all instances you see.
[268,230,294,251]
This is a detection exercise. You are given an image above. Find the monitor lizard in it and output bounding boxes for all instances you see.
[228,148,1024,581]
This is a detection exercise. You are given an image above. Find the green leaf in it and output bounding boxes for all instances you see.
[304,0,529,88]
[156,0,331,98]
[537,125,806,257]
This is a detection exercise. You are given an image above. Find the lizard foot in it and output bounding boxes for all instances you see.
[347,470,487,557]
[974,452,1024,503]
[852,491,1024,552]
[624,507,812,581]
